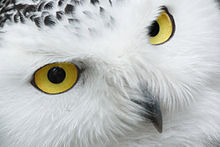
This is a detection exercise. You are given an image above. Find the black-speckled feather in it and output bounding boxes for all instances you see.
[0,0,113,28]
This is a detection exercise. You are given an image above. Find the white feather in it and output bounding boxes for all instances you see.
[0,0,219,146]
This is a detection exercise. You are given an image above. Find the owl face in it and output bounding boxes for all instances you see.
[0,0,220,146]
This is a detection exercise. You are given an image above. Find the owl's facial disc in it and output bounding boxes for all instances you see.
[133,89,163,133]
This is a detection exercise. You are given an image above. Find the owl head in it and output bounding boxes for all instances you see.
[0,0,220,146]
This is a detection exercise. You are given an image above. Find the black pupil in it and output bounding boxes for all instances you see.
[47,67,66,84]
[148,21,160,37]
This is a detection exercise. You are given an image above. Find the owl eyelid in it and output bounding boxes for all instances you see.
[161,6,176,42]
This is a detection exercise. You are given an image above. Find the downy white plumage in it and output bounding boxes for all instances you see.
[0,0,220,146]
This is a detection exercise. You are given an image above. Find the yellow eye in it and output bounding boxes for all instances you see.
[149,7,175,45]
[33,63,79,94]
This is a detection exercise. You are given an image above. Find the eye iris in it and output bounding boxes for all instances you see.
[47,67,66,84]
[148,21,160,37]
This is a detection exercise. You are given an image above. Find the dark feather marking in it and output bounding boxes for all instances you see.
[99,7,104,14]
[44,15,55,26]
[11,0,16,5]
[72,0,81,5]
[30,14,37,21]
[0,4,14,14]
[2,0,10,9]
[37,1,46,11]
[0,0,114,28]
[109,0,112,6]
[13,12,19,23]
[23,5,37,17]
[5,13,13,21]
[44,1,54,10]
[34,16,41,27]
[56,11,64,20]
[90,0,99,5]
[41,11,50,17]
[58,0,65,7]
[64,4,74,14]
[0,14,11,27]
[0,18,7,27]
[68,18,79,24]
[18,11,25,23]
[0,3,37,25]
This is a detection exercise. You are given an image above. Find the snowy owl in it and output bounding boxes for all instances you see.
[0,0,220,146]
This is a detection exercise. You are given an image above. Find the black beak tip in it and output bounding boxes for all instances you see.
[152,118,163,133]
[132,87,163,134]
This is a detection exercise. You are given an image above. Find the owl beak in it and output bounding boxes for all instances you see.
[133,90,163,133]
[146,99,163,133]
